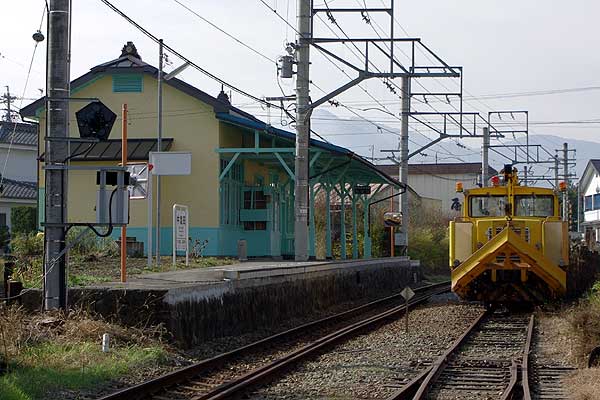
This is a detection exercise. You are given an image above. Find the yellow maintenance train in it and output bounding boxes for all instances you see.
[449,165,568,303]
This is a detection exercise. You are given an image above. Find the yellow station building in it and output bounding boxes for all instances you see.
[21,42,401,258]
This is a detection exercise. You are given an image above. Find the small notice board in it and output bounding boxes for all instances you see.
[173,204,189,266]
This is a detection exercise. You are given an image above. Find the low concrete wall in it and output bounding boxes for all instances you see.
[22,258,421,347]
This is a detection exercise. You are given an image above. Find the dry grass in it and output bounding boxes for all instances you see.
[564,368,600,400]
[536,311,579,364]
[0,306,168,400]
[567,296,600,365]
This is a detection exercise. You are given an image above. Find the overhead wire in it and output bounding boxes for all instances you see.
[0,3,46,194]
[170,0,276,64]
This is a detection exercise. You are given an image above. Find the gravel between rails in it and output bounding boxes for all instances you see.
[248,295,485,400]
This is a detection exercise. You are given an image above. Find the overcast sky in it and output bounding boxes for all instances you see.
[2,0,599,166]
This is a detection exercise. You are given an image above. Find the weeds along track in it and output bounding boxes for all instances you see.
[96,282,449,400]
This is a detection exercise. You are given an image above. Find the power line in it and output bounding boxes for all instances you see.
[171,0,275,64]
[98,0,282,110]
[0,3,46,192]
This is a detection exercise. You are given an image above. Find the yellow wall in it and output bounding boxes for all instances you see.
[37,74,221,227]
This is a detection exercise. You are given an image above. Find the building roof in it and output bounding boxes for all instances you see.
[216,113,405,188]
[0,121,38,146]
[20,47,258,122]
[21,42,403,188]
[590,159,600,173]
[376,162,498,177]
[579,159,600,192]
[0,178,36,200]
[38,138,173,162]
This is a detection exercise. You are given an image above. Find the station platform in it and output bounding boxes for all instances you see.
[23,257,422,347]
[97,257,421,290]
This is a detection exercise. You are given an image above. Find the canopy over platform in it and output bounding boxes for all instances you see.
[216,112,405,259]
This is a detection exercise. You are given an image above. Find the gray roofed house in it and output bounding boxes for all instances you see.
[0,121,38,146]
[0,121,38,229]
[0,177,36,200]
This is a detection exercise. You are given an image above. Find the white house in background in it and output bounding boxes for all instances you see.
[579,159,600,246]
[376,163,498,213]
[0,121,38,228]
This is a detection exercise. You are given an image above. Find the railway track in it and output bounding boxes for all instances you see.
[387,310,571,400]
[97,281,450,400]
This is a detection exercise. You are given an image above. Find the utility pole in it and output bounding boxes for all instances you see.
[44,0,70,310]
[1,86,17,122]
[293,0,310,261]
[523,165,528,186]
[156,39,163,265]
[398,76,410,254]
[554,155,559,189]
[481,126,489,187]
[562,142,569,222]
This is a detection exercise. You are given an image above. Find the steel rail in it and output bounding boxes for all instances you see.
[410,310,488,400]
[500,314,535,400]
[98,281,449,400]
[388,312,535,400]
[522,315,535,400]
[195,285,450,400]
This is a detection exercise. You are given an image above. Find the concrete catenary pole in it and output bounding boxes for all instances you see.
[554,155,559,190]
[294,0,311,261]
[481,126,489,187]
[44,0,70,310]
[563,142,569,222]
[156,39,163,265]
[398,76,410,254]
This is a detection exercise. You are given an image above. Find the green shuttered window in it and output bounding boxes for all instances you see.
[112,74,143,93]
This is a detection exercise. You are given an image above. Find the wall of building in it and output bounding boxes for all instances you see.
[583,170,600,224]
[0,144,37,182]
[408,172,479,213]
[36,74,222,254]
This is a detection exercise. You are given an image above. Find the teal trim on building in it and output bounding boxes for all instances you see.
[120,227,220,256]
[112,74,143,93]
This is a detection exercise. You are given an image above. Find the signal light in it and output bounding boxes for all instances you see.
[456,182,463,193]
[559,181,567,192]
[491,176,500,187]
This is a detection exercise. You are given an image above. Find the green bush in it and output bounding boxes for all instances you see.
[11,233,44,258]
[11,207,37,235]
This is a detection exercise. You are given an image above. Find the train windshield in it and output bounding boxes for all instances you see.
[515,195,554,217]
[469,196,508,217]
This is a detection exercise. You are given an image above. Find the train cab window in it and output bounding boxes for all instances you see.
[469,196,508,217]
[515,195,554,217]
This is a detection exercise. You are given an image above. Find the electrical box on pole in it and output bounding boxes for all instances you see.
[278,55,294,79]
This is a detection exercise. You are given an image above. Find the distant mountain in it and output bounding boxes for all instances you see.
[299,109,599,183]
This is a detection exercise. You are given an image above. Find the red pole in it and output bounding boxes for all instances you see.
[121,104,128,283]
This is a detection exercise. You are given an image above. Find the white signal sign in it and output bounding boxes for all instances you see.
[172,204,189,266]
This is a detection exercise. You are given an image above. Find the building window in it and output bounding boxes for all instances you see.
[594,194,600,210]
[0,213,6,227]
[112,74,143,93]
[242,189,267,230]
[243,221,267,231]
[585,195,593,211]
[219,159,242,226]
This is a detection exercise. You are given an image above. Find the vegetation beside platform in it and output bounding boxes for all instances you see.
[3,229,234,288]
[0,306,169,400]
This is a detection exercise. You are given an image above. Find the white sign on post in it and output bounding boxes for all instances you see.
[150,152,192,176]
[400,286,415,334]
[172,204,189,266]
